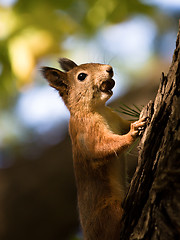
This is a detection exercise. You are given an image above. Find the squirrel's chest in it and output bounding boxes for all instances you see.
[105,116,120,134]
[97,109,122,134]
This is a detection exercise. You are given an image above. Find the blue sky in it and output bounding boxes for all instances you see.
[16,15,156,131]
[15,13,177,140]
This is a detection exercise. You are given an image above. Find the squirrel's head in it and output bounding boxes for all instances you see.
[41,58,115,112]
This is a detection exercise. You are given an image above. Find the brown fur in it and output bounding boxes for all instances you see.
[41,58,146,240]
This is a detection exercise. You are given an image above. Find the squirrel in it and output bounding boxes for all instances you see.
[41,58,146,240]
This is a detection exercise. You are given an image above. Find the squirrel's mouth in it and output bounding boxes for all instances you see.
[100,79,115,95]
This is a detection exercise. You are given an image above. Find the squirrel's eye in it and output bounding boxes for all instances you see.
[77,73,87,81]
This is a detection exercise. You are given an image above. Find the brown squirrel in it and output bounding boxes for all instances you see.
[41,58,146,240]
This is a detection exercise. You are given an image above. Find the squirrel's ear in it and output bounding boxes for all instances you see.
[41,67,68,97]
[58,58,78,72]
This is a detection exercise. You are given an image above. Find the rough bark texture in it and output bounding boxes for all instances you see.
[119,22,180,240]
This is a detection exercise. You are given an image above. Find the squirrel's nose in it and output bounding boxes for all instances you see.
[106,66,114,77]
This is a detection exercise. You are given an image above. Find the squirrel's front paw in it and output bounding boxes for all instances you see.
[130,117,147,138]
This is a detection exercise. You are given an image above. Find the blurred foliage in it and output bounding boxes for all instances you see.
[0,0,154,109]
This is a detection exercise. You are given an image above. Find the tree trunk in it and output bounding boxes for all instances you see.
[120,21,180,240]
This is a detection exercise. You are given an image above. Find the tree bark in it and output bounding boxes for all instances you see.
[120,21,180,240]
